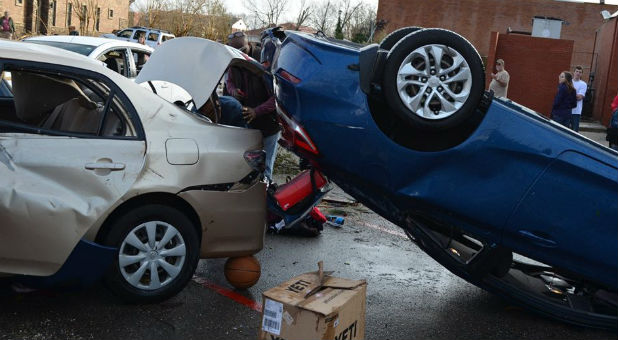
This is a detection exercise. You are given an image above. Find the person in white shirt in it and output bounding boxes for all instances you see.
[571,65,587,132]
[489,59,510,98]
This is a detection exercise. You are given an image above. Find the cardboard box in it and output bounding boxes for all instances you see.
[259,263,366,340]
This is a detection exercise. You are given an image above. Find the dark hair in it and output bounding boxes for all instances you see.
[574,65,583,72]
[563,71,575,93]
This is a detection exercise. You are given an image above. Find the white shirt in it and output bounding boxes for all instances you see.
[572,79,587,115]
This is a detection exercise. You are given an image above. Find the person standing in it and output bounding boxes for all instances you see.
[227,31,262,61]
[68,25,79,36]
[1,11,15,40]
[570,65,587,132]
[550,71,577,128]
[489,59,510,98]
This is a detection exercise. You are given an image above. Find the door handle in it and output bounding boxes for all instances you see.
[518,230,558,248]
[85,162,125,171]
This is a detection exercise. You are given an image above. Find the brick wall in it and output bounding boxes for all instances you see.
[0,0,129,36]
[486,32,574,117]
[377,0,618,75]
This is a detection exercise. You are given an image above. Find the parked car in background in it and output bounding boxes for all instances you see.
[0,40,267,303]
[23,35,191,106]
[264,26,618,329]
[102,26,175,49]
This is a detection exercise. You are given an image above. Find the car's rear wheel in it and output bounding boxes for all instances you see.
[403,216,618,330]
[382,28,485,132]
[102,204,200,303]
[379,26,422,51]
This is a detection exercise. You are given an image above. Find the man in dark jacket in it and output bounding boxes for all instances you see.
[224,64,280,180]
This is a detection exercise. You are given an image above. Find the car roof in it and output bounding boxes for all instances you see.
[25,35,155,51]
[0,39,103,68]
[126,26,172,34]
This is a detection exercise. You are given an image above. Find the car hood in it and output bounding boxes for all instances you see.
[135,37,263,109]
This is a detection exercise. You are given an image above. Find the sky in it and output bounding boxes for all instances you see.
[222,0,380,22]
[221,0,618,19]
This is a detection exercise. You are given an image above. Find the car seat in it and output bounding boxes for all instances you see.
[12,71,102,134]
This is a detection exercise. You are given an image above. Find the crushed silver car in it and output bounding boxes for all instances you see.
[0,39,267,303]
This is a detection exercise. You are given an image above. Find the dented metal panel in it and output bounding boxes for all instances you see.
[0,135,145,276]
[179,181,267,258]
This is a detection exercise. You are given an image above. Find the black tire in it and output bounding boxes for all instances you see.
[382,28,485,131]
[102,204,200,303]
[379,26,422,51]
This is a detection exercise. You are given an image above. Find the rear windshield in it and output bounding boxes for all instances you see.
[25,40,96,56]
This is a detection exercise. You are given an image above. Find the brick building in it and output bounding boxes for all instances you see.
[1,0,130,36]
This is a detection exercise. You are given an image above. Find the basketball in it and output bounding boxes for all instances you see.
[224,256,261,289]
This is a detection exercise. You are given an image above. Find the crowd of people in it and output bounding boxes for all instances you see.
[487,58,607,135]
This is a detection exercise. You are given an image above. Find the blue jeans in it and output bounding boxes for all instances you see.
[263,131,280,181]
[219,95,247,128]
[552,114,570,128]
[570,114,580,132]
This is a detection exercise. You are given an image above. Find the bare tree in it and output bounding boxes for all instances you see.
[294,0,313,30]
[201,0,235,41]
[347,3,375,42]
[165,0,210,37]
[338,0,362,34]
[310,0,335,34]
[70,0,100,35]
[243,0,288,27]
[132,0,167,28]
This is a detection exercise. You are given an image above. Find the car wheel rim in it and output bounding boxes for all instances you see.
[118,221,186,291]
[396,44,472,120]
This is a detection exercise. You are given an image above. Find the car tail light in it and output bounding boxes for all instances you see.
[244,150,265,172]
[277,69,301,84]
[276,104,319,155]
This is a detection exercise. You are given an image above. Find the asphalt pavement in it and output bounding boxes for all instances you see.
[0,130,614,340]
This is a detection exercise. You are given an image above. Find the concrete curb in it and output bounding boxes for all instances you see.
[580,122,606,133]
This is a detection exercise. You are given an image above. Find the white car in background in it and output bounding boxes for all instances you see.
[101,26,175,49]
[23,35,190,106]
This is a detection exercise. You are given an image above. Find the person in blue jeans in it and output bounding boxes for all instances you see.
[550,71,577,128]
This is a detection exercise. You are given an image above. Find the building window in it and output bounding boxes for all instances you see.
[108,9,114,19]
[51,1,57,26]
[95,7,100,31]
[15,0,23,6]
[67,3,72,26]
[82,5,87,18]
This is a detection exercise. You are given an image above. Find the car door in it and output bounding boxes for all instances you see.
[97,47,131,77]
[0,61,146,277]
[132,29,147,44]
[116,29,133,41]
[127,46,151,78]
[146,31,159,49]
[504,150,618,288]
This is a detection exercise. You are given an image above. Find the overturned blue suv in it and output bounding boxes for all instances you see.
[261,26,618,329]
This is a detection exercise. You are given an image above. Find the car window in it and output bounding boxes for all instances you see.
[117,29,133,39]
[0,66,135,138]
[147,32,159,41]
[24,40,97,56]
[98,49,128,76]
[130,48,151,76]
[132,30,146,40]
[162,35,174,42]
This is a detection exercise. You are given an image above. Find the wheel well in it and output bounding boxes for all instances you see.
[95,192,202,245]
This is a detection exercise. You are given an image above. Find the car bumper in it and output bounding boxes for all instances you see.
[179,181,267,258]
